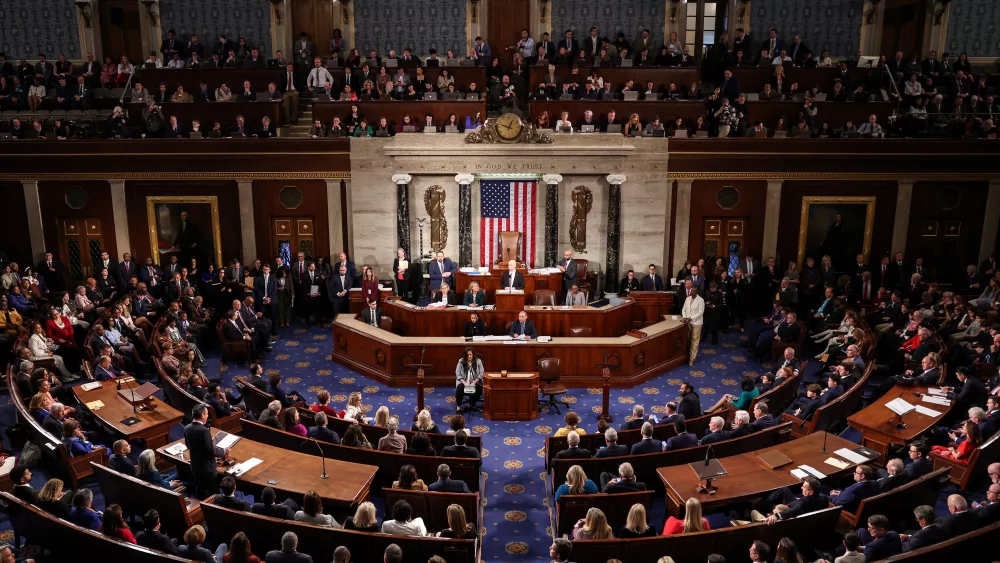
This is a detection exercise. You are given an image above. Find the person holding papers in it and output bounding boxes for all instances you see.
[501,260,525,290]
[464,281,486,307]
[455,347,484,412]
[508,310,537,340]
[557,249,578,296]
[392,248,411,301]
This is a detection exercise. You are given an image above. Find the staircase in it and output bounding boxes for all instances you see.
[281,92,314,138]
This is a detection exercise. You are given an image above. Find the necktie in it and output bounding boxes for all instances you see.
[864,282,870,301]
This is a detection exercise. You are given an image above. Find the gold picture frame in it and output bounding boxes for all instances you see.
[146,196,223,267]
[797,196,876,267]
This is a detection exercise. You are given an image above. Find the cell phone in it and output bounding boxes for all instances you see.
[266,480,278,485]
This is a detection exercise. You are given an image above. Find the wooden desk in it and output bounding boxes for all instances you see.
[379,299,634,337]
[311,100,487,127]
[847,385,952,464]
[628,291,676,327]
[348,286,392,313]
[135,68,283,95]
[453,269,563,304]
[74,379,183,467]
[657,432,865,518]
[483,372,539,421]
[732,67,874,96]
[125,102,282,128]
[327,66,486,91]
[332,314,688,387]
[157,427,377,509]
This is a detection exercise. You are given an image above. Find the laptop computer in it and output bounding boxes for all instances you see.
[423,92,438,100]
[557,125,572,133]
[355,131,370,137]
[754,129,768,138]
[385,58,398,67]
[644,93,661,100]
[606,124,622,134]
[745,93,760,101]
[559,93,574,100]
[206,130,221,138]
[402,125,417,133]
[622,91,638,101]
[441,92,459,100]
[773,131,788,139]
[651,129,666,137]
[444,59,459,66]
[326,57,339,69]
[339,92,354,101]
[694,131,709,138]
[327,129,344,138]
[460,59,477,67]
[375,130,389,137]
[466,93,479,100]
[256,92,271,102]
[580,124,595,133]
[313,93,331,102]
[189,131,203,139]
[673,129,688,138]
[423,127,438,134]
[444,125,459,133]
[813,93,828,102]
[619,59,633,67]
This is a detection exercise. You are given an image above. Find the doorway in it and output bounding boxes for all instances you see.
[57,218,106,286]
[702,218,746,276]
[487,0,530,57]
[99,0,144,62]
[272,217,316,263]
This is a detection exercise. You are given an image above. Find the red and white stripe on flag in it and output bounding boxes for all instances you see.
[479,179,537,268]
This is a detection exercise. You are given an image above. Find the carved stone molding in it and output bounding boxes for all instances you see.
[392,173,412,185]
[605,173,627,185]
[542,173,563,185]
[454,173,475,185]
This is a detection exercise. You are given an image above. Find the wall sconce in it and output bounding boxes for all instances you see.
[669,0,681,24]
[140,0,158,26]
[539,0,550,23]
[737,0,749,24]
[470,0,480,24]
[74,0,93,27]
[340,0,351,25]
[269,0,283,24]
[934,0,951,25]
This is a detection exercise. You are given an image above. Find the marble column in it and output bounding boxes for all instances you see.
[980,181,1000,263]
[325,180,345,258]
[21,181,45,261]
[762,180,783,260]
[542,174,562,267]
[672,180,693,276]
[236,181,257,262]
[891,180,915,256]
[605,174,625,295]
[108,180,131,255]
[393,174,413,257]
[455,173,474,267]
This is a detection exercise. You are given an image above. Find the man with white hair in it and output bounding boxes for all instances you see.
[600,461,646,493]
[622,405,645,431]
[377,417,406,453]
[258,400,282,429]
[973,483,1000,525]
[554,430,591,459]
[940,494,976,538]
[265,531,313,563]
[875,458,907,491]
[720,410,753,440]
[594,428,628,458]
[699,416,727,445]
[41,402,67,437]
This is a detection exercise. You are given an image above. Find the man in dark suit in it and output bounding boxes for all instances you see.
[10,466,38,504]
[831,465,879,514]
[974,483,1000,525]
[751,403,779,431]
[886,252,907,291]
[621,405,646,431]
[160,30,183,61]
[139,257,162,295]
[904,442,934,480]
[875,458,909,492]
[862,515,903,561]
[664,420,698,451]
[80,53,102,88]
[536,33,556,63]
[242,48,267,69]
[306,412,340,443]
[326,263,353,316]
[600,462,646,493]
[558,30,579,56]
[594,428,629,458]
[164,272,188,303]
[116,253,138,289]
[222,309,258,361]
[264,533,314,563]
[759,28,784,61]
[239,298,273,351]
[135,510,179,555]
[214,475,251,511]
[759,476,830,523]
[557,249,578,296]
[428,463,472,493]
[253,263,278,326]
[36,252,65,292]
[554,431,592,459]
[678,382,702,420]
[508,311,537,340]
[658,402,684,426]
[630,422,664,454]
[428,251,457,291]
[940,494,978,538]
[699,416,728,445]
[185,404,229,498]
[108,439,137,477]
[361,299,383,328]
[245,363,268,391]
[720,410,755,440]
[719,68,740,101]
[500,260,525,290]
[641,263,665,291]
[900,505,948,551]
[441,430,481,458]
[251,487,298,519]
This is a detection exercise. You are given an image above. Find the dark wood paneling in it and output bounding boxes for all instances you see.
[777,181,898,268]
[99,0,144,62]
[905,181,988,284]
[881,0,927,60]
[38,181,118,260]
[487,0,531,57]
[688,180,767,262]
[0,182,32,265]
[292,0,337,59]
[252,179,330,262]
[124,181,239,266]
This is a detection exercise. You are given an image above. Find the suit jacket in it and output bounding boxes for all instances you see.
[876,473,909,493]
[108,453,137,477]
[665,432,698,451]
[42,414,64,438]
[594,444,629,458]
[428,477,471,493]
[500,270,525,290]
[902,524,949,552]
[678,391,701,420]
[307,425,340,444]
[136,529,179,555]
[641,274,664,291]
[864,532,902,561]
[428,259,457,290]
[977,501,1000,525]
[630,438,663,455]
[752,414,779,431]
[554,446,592,459]
[720,423,754,440]
[221,319,244,342]
[441,444,481,458]
[116,261,138,287]
[940,510,978,538]
[779,493,830,520]
[361,307,382,327]
[699,430,727,445]
[559,258,578,287]
[326,273,353,304]
[621,419,644,431]
[184,421,224,478]
[507,319,537,338]
[832,480,878,514]
[604,479,646,494]
[214,494,251,511]
[904,457,934,479]
[253,502,295,520]
[265,550,314,563]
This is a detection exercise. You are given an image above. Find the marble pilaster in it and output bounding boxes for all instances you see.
[456,173,474,267]
[326,180,345,258]
[108,180,131,256]
[542,173,562,267]
[672,180,693,276]
[21,181,45,261]
[605,174,625,295]
[762,180,783,260]
[236,180,257,262]
[393,174,413,258]
[891,181,915,256]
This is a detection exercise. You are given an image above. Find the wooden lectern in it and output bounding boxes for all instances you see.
[483,371,539,421]
[629,291,676,327]
[494,290,526,313]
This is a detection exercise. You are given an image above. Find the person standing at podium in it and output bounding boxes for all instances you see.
[185,403,229,499]
[455,347,484,412]
[508,310,537,339]
[501,260,525,290]
[642,264,664,290]
[557,249,578,297]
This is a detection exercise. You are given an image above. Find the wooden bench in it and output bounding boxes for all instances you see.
[321,411,482,453]
[234,375,305,418]
[771,321,808,360]
[200,497,477,563]
[543,409,731,470]
[555,490,655,538]
[568,506,843,563]
[157,358,243,433]
[240,419,483,493]
[0,492,191,563]
[383,488,481,533]
[781,366,872,438]
[932,430,1000,490]
[839,467,951,532]
[218,318,251,363]
[879,519,1000,561]
[550,421,793,493]
[5,370,107,489]
[90,461,203,538]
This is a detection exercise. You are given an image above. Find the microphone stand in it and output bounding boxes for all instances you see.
[302,437,328,479]
[116,375,139,415]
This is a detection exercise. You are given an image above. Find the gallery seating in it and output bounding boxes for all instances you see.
[383,488,482,532]
[555,490,654,537]
[838,467,950,532]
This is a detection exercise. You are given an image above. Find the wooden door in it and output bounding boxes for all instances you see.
[703,218,746,276]
[881,0,927,58]
[272,217,316,263]
[292,0,337,58]
[487,0,530,58]
[58,218,106,286]
[99,0,144,62]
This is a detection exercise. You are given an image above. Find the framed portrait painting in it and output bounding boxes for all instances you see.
[146,196,223,268]
[797,196,876,271]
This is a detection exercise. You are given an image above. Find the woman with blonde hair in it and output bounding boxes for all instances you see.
[619,503,657,538]
[411,408,440,434]
[553,411,585,437]
[572,507,613,540]
[555,465,598,501]
[344,501,379,532]
[373,405,391,427]
[624,113,642,136]
[37,478,70,519]
[662,497,710,535]
[437,504,477,538]
[344,391,368,423]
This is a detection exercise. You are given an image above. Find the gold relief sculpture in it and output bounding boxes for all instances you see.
[464,114,553,144]
[423,186,448,253]
[569,186,593,252]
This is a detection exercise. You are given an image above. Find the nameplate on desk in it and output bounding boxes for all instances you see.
[537,336,552,342]
[496,290,524,295]
[80,382,102,392]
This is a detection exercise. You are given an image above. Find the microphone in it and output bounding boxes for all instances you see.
[704,444,715,466]
[301,437,329,479]
[116,373,139,414]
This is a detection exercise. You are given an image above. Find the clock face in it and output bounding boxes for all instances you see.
[495,113,523,141]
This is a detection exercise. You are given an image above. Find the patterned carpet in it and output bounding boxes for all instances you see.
[0,324,782,561]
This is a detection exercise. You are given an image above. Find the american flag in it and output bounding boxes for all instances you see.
[480,179,537,267]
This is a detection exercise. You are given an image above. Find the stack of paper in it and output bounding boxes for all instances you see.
[914,405,943,417]
[797,465,827,479]
[85,400,104,410]
[80,381,102,392]
[927,388,947,396]
[886,398,916,416]
[459,267,477,273]
[537,336,552,342]
[216,433,241,449]
[835,448,874,463]
[229,457,263,476]
[824,457,850,469]
[922,395,951,407]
